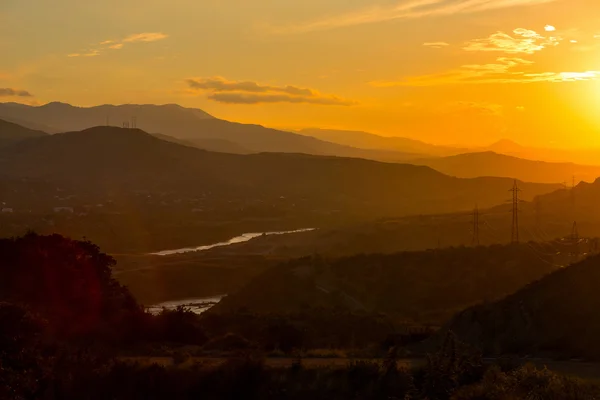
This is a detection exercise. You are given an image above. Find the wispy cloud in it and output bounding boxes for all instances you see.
[67,32,168,58]
[0,88,33,97]
[67,50,100,58]
[371,57,600,86]
[186,77,356,106]
[463,28,560,54]
[272,0,557,34]
[122,32,168,43]
[423,42,450,48]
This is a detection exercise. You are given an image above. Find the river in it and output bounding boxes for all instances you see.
[150,228,316,256]
[147,295,226,315]
[147,227,316,313]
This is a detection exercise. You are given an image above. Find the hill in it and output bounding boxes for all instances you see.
[211,245,560,324]
[412,151,600,184]
[0,118,46,147]
[446,253,600,358]
[152,133,251,154]
[0,126,563,253]
[532,178,600,223]
[0,102,417,162]
[0,126,561,213]
[481,139,600,166]
[298,128,463,156]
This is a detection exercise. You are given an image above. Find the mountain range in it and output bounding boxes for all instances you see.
[297,128,462,157]
[3,102,600,187]
[412,151,600,184]
[298,128,600,167]
[0,125,561,217]
[0,102,418,162]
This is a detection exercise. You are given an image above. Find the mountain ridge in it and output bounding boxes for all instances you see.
[0,125,562,217]
[0,102,419,162]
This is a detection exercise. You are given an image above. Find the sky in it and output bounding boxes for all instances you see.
[1,0,600,147]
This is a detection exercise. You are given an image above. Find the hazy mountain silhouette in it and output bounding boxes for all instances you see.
[0,126,561,216]
[479,139,600,165]
[0,118,47,147]
[446,253,600,358]
[298,128,463,156]
[152,133,251,154]
[529,178,600,223]
[412,151,600,184]
[0,102,418,161]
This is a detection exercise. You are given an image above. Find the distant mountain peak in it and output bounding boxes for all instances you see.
[41,101,74,108]
[489,138,524,150]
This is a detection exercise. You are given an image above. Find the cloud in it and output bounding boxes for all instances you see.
[187,78,314,96]
[187,77,355,106]
[207,93,354,106]
[68,32,168,57]
[122,32,168,43]
[0,88,33,97]
[67,50,100,58]
[273,0,557,34]
[423,42,450,48]
[371,57,600,86]
[463,28,559,54]
[545,25,556,32]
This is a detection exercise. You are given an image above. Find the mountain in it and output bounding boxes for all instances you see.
[480,139,600,166]
[152,133,251,154]
[0,102,418,162]
[0,102,214,133]
[446,253,600,358]
[412,151,600,184]
[297,128,463,156]
[0,126,561,216]
[0,118,47,147]
[526,178,600,224]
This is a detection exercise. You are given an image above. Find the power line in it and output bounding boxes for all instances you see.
[510,179,521,244]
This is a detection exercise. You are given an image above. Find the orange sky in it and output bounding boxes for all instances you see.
[1,0,600,147]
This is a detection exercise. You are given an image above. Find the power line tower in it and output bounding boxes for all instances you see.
[571,221,579,242]
[510,179,521,243]
[570,175,576,213]
[571,221,579,257]
[472,205,480,246]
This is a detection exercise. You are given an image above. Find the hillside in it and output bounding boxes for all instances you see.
[0,126,561,213]
[152,133,251,154]
[0,102,417,162]
[413,151,600,184]
[446,253,600,358]
[480,139,600,166]
[0,118,46,147]
[211,245,560,324]
[298,128,462,156]
[533,178,600,222]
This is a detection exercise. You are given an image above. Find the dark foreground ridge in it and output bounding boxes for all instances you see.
[446,253,600,359]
